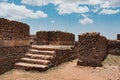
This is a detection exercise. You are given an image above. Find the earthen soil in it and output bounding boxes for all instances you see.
[0,55,120,80]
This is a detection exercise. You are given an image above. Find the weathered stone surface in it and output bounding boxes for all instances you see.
[1,40,30,47]
[77,32,108,67]
[0,18,29,40]
[15,45,76,71]
[30,35,36,45]
[52,49,76,65]
[108,40,120,55]
[0,18,30,47]
[0,46,28,74]
[36,31,75,45]
[0,18,30,74]
[117,34,120,40]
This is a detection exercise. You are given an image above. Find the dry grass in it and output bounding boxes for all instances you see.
[103,54,120,65]
[0,54,120,80]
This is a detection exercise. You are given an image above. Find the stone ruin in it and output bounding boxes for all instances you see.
[14,31,76,71]
[0,18,30,74]
[30,35,36,45]
[107,34,120,55]
[15,45,76,71]
[108,40,120,55]
[0,18,29,47]
[36,31,75,45]
[0,18,120,74]
[117,34,120,40]
[77,32,108,67]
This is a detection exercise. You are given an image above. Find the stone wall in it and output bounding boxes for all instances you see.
[0,18,29,40]
[30,35,37,45]
[0,18,30,47]
[117,34,120,40]
[36,31,48,45]
[108,40,120,55]
[77,32,108,67]
[0,46,28,74]
[51,48,77,66]
[36,31,75,45]
[0,18,30,74]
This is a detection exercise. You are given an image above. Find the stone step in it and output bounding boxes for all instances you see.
[31,45,74,50]
[15,62,48,71]
[30,49,55,55]
[30,46,56,51]
[20,58,50,65]
[25,53,54,60]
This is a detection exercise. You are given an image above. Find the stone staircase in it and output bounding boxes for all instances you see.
[15,45,75,71]
[15,45,56,71]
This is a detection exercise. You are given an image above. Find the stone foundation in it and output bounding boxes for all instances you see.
[51,48,77,66]
[0,46,28,74]
[36,31,75,45]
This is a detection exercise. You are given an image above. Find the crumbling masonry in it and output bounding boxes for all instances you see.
[0,18,30,74]
[36,31,75,45]
[77,32,108,67]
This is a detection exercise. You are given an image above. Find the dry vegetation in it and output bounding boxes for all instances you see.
[0,54,120,80]
[103,54,120,65]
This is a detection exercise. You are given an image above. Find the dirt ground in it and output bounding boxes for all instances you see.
[0,54,120,80]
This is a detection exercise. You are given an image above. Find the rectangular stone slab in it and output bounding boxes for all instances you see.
[1,40,30,47]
